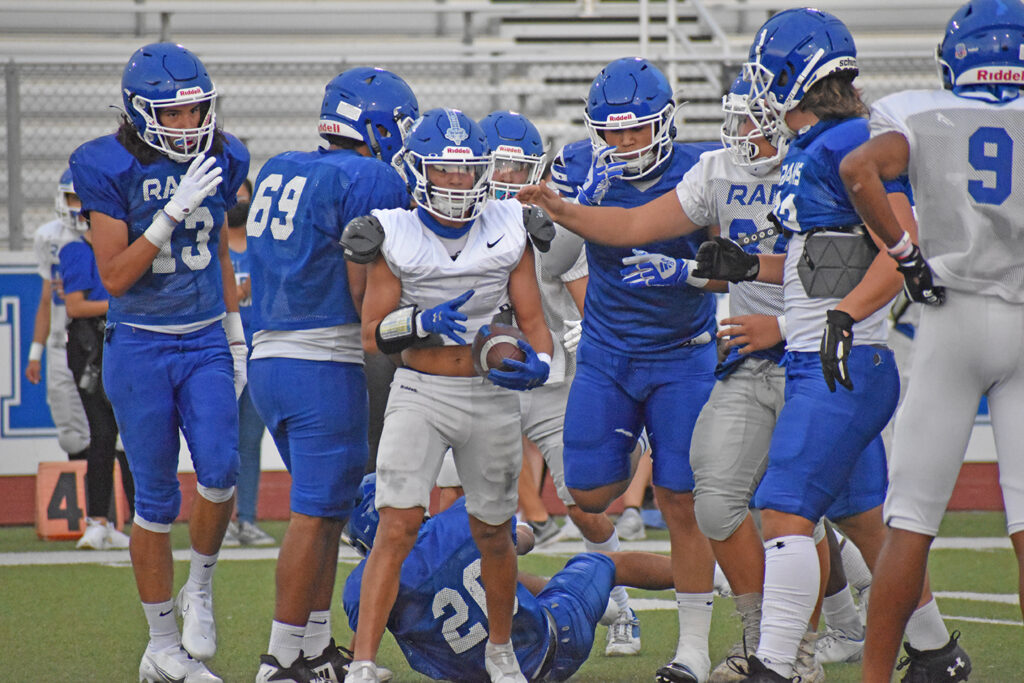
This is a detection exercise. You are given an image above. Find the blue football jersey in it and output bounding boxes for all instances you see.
[228,246,254,346]
[773,118,905,233]
[69,133,249,325]
[247,148,408,331]
[58,241,109,303]
[555,140,719,357]
[343,500,551,682]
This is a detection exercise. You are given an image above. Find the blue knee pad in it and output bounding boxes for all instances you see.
[538,553,617,681]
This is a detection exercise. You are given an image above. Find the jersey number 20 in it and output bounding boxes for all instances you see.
[431,558,519,655]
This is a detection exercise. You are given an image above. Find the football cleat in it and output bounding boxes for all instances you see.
[483,646,527,683]
[177,585,216,661]
[139,644,221,683]
[77,517,110,550]
[256,654,325,683]
[896,631,971,682]
[221,520,241,548]
[614,507,646,541]
[106,522,131,549]
[605,607,641,656]
[656,661,701,683]
[528,518,561,546]
[710,641,752,682]
[343,661,379,683]
[236,520,276,546]
[554,516,582,542]
[793,630,825,683]
[304,639,351,682]
[737,655,799,682]
[815,626,865,663]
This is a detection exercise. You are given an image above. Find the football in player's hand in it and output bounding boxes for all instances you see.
[472,323,528,377]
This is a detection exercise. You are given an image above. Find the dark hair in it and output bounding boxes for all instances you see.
[797,73,868,120]
[116,116,225,165]
[323,134,364,151]
[240,177,253,196]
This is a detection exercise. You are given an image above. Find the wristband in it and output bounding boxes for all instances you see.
[886,231,914,261]
[776,314,788,340]
[223,312,245,345]
[414,311,430,338]
[29,341,44,362]
[537,352,552,366]
[143,210,177,249]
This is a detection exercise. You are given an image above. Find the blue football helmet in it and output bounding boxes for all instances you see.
[720,75,788,177]
[584,57,678,179]
[319,67,420,167]
[55,168,86,232]
[403,108,492,221]
[121,43,217,163]
[344,474,379,556]
[937,0,1024,103]
[743,8,858,140]
[480,110,545,199]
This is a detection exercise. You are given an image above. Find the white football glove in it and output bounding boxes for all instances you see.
[562,319,583,354]
[223,312,248,398]
[164,153,223,223]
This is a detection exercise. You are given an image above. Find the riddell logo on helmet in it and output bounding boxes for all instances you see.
[318,121,343,134]
[443,146,473,155]
[496,145,523,154]
[607,113,637,122]
[176,86,203,98]
[975,67,1024,82]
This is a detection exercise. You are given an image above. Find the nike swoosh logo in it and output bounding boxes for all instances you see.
[153,662,185,683]
[159,609,173,617]
[309,619,327,625]
[487,236,504,248]
[203,562,216,568]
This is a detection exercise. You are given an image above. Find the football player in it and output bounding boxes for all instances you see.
[342,474,676,682]
[244,67,419,683]
[536,57,720,682]
[69,42,250,683]
[25,171,90,462]
[342,108,553,683]
[840,0,1024,679]
[693,10,965,681]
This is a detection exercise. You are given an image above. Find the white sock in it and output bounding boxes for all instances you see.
[674,591,713,663]
[268,620,306,668]
[185,548,218,591]
[756,535,819,678]
[823,586,864,637]
[303,609,331,659]
[142,600,180,651]
[837,532,873,594]
[906,598,949,652]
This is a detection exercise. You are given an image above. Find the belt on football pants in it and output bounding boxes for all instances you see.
[533,608,560,681]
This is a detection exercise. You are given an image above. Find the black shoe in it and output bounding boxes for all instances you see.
[896,631,971,682]
[655,661,699,682]
[305,639,353,683]
[255,654,322,683]
[741,655,798,682]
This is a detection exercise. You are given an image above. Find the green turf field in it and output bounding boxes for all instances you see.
[0,511,1019,681]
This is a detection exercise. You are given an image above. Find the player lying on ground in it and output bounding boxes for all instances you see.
[342,475,676,682]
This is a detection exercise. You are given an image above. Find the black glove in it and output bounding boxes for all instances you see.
[894,244,945,305]
[693,237,760,282]
[820,309,855,392]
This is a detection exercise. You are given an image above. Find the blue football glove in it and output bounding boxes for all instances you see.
[576,145,627,206]
[620,249,706,288]
[417,289,474,344]
[488,339,550,391]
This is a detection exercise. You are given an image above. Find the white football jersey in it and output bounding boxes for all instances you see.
[675,148,784,319]
[376,199,529,345]
[533,224,587,384]
[871,89,1024,303]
